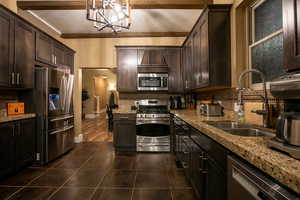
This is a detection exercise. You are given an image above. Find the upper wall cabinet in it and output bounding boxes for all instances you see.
[182,5,231,91]
[0,6,35,89]
[0,7,14,88]
[36,32,53,65]
[164,48,183,93]
[283,0,300,71]
[117,47,138,92]
[36,31,75,69]
[14,18,35,89]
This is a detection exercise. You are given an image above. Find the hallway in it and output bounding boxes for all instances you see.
[82,113,113,142]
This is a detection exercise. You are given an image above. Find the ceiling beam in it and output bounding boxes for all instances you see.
[61,32,189,39]
[17,0,212,10]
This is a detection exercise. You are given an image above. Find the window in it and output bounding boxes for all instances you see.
[249,0,285,85]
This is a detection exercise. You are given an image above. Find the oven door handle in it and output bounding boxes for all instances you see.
[137,120,170,126]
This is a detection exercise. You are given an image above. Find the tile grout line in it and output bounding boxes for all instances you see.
[45,154,95,200]
[130,167,138,200]
[88,161,113,200]
[6,167,52,200]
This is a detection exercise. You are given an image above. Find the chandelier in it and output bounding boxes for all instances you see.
[86,0,131,33]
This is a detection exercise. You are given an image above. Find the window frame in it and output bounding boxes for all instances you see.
[247,0,283,90]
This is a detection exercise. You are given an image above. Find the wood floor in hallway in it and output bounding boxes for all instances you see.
[82,113,113,142]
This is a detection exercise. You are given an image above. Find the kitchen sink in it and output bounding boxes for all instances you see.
[205,121,250,129]
[222,128,268,137]
[205,121,273,137]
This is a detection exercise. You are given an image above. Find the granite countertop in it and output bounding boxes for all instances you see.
[112,106,137,114]
[171,110,300,195]
[0,113,36,123]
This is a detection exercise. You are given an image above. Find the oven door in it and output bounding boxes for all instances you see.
[137,73,168,91]
[136,120,170,152]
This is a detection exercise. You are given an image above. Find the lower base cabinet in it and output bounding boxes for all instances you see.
[113,114,136,152]
[172,116,228,200]
[0,118,36,179]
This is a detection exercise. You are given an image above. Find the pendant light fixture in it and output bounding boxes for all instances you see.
[86,0,131,33]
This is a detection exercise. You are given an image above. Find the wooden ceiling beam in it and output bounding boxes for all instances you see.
[17,0,211,10]
[61,32,189,39]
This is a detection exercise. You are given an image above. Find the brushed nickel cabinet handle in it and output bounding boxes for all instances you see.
[16,73,20,85]
[11,72,15,85]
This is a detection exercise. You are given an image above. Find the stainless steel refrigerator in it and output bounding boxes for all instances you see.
[35,66,75,165]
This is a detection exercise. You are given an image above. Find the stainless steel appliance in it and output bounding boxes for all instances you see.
[268,73,300,159]
[136,99,170,152]
[228,155,299,200]
[137,73,168,91]
[35,66,75,165]
[199,103,223,117]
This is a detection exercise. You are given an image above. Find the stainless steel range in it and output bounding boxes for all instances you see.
[136,99,170,152]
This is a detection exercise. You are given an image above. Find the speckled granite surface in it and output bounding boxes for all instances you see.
[171,110,300,195]
[0,113,36,123]
[112,106,136,114]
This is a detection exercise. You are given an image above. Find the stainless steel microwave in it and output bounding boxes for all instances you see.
[137,73,168,91]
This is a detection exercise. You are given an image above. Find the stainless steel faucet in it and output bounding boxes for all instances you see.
[237,69,270,128]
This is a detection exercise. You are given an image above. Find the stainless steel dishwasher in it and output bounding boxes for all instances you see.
[228,156,299,200]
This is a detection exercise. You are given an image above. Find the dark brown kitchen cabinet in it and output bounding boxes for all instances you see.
[0,118,36,179]
[15,119,36,170]
[53,42,65,67]
[0,6,35,89]
[117,48,138,92]
[0,6,14,88]
[113,114,136,152]
[0,123,15,178]
[14,18,35,88]
[283,0,300,71]
[36,31,53,65]
[205,157,227,200]
[182,5,231,90]
[192,23,202,89]
[165,48,183,93]
[182,39,193,91]
[65,50,75,69]
[36,31,74,69]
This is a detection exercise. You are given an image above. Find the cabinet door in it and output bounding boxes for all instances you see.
[186,39,194,90]
[14,18,35,88]
[15,119,36,170]
[36,31,54,65]
[190,145,206,200]
[283,0,300,71]
[0,123,15,178]
[192,25,202,89]
[205,158,227,200]
[113,120,136,151]
[53,42,65,66]
[117,48,138,92]
[0,7,14,87]
[64,50,74,68]
[199,18,209,88]
[165,48,183,93]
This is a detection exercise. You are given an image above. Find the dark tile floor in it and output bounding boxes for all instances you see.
[0,142,196,200]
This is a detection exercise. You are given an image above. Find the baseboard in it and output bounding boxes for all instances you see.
[74,134,83,143]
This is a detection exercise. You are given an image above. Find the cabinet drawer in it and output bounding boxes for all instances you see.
[113,114,136,121]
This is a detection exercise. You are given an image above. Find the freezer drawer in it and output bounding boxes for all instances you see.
[48,125,74,162]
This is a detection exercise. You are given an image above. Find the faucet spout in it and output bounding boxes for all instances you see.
[236,69,270,128]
